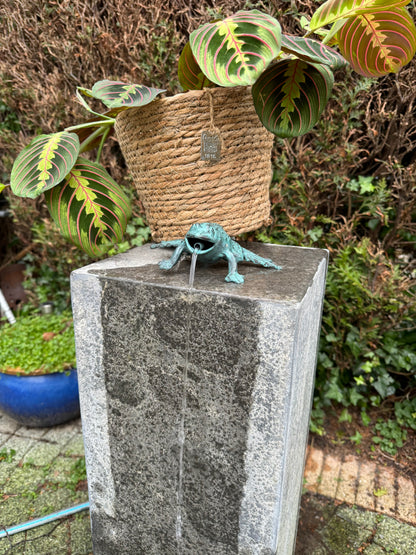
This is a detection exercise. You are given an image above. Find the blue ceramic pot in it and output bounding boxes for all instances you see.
[0,369,80,427]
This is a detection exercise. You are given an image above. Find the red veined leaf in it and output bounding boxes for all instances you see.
[10,132,80,199]
[252,59,334,138]
[189,9,281,87]
[88,80,166,108]
[337,8,416,77]
[281,34,348,70]
[310,0,411,31]
[45,158,132,257]
[178,42,216,91]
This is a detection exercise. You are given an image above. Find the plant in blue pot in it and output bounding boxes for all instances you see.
[0,311,79,427]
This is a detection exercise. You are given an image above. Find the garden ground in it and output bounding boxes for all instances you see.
[0,411,414,554]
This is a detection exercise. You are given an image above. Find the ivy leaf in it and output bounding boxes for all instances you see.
[281,34,348,70]
[10,132,80,199]
[45,158,132,257]
[86,80,166,108]
[337,8,416,77]
[252,59,334,138]
[178,42,216,91]
[190,9,281,87]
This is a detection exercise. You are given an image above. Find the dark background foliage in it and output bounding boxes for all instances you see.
[0,0,415,436]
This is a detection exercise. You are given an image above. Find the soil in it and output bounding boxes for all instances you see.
[309,405,416,481]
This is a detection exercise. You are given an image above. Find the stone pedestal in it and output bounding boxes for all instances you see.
[71,243,327,555]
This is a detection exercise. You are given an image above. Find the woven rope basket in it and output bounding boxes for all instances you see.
[115,87,274,241]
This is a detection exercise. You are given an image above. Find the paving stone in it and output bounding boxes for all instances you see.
[0,460,19,488]
[23,442,61,466]
[319,512,373,554]
[46,455,79,486]
[42,419,81,447]
[362,544,386,554]
[3,465,46,496]
[16,426,49,440]
[373,514,416,553]
[337,455,359,505]
[69,512,93,555]
[64,434,85,457]
[310,547,327,555]
[0,433,12,448]
[0,414,21,435]
[318,454,342,498]
[374,466,396,517]
[396,474,416,525]
[0,495,36,529]
[356,460,377,511]
[16,520,69,554]
[0,436,35,462]
[0,538,26,555]
[336,505,378,531]
[304,446,324,493]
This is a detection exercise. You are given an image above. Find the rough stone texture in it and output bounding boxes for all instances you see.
[71,243,328,555]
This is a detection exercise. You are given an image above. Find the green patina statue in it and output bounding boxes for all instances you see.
[151,222,281,284]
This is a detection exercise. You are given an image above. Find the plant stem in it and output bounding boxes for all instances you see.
[95,126,111,163]
[65,119,115,133]
[78,124,113,154]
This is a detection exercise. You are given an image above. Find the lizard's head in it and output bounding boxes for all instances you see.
[185,222,223,254]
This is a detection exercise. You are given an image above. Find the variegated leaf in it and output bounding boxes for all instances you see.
[89,80,166,108]
[10,132,80,199]
[189,9,282,87]
[337,8,416,77]
[281,35,348,70]
[310,0,411,31]
[252,59,334,138]
[45,158,132,257]
[178,42,216,91]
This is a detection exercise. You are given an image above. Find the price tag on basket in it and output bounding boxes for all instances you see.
[200,130,221,162]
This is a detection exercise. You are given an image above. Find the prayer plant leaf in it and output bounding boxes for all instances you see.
[89,80,166,108]
[252,59,334,138]
[10,132,80,199]
[310,0,411,31]
[281,35,348,70]
[337,8,416,77]
[189,9,282,87]
[45,158,132,257]
[178,42,216,90]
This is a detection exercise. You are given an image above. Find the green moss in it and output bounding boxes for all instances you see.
[0,311,75,374]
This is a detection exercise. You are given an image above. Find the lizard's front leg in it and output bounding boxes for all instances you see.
[152,240,185,270]
[223,250,245,284]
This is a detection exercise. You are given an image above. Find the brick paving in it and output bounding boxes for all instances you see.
[304,445,416,526]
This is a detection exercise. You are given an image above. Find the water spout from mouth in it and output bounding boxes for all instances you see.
[188,243,202,288]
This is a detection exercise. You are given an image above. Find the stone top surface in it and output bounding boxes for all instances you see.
[73,243,328,304]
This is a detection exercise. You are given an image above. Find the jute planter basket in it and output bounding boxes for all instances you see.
[115,87,274,242]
